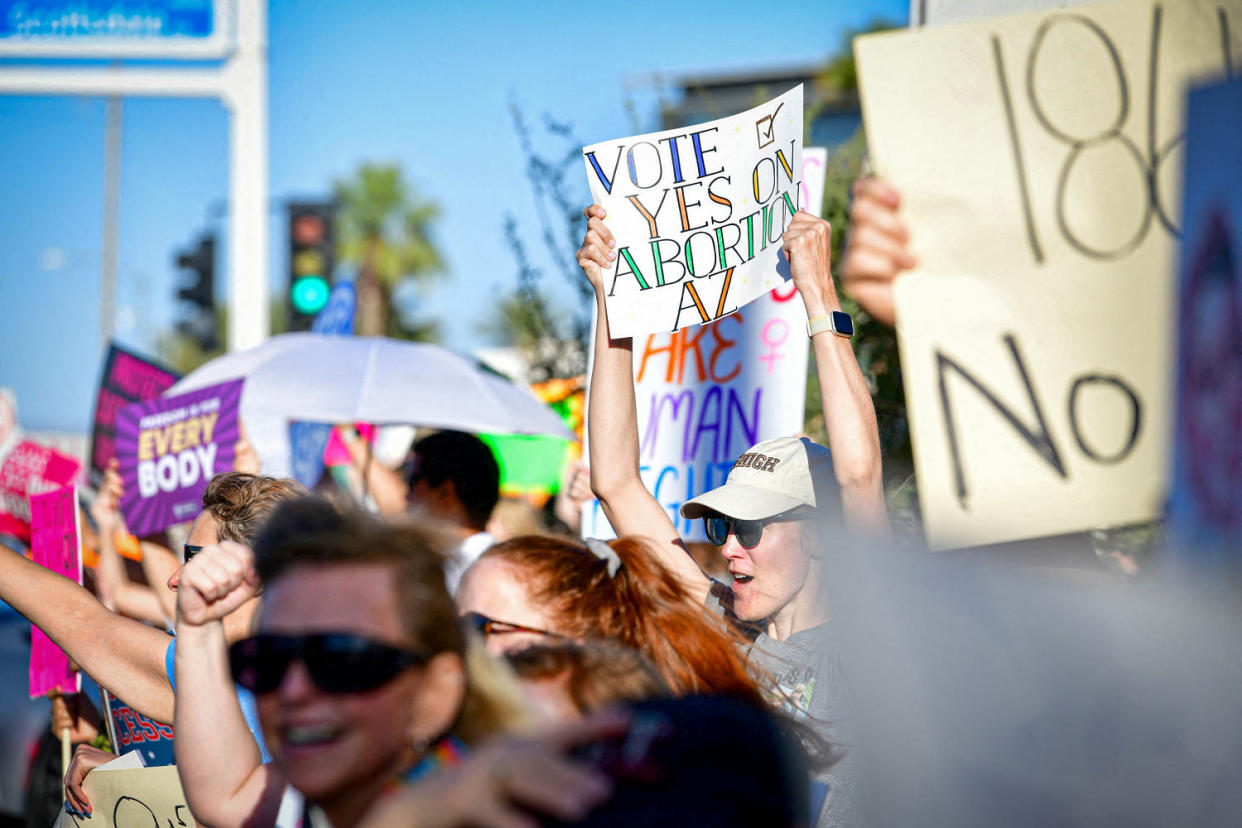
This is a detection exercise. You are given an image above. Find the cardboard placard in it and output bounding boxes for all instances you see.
[583,150,828,540]
[28,484,82,698]
[856,0,1242,548]
[115,379,243,535]
[89,344,180,485]
[582,86,803,337]
[54,765,191,828]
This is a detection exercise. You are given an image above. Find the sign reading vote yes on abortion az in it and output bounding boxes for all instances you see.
[115,379,242,536]
[583,86,803,337]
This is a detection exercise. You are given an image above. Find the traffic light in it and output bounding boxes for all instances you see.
[287,202,335,331]
[174,235,217,351]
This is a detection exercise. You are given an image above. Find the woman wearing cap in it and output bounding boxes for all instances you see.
[576,204,885,827]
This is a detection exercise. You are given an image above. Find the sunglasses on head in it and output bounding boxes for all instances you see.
[228,633,428,695]
[462,611,562,640]
[702,509,807,548]
[183,544,202,564]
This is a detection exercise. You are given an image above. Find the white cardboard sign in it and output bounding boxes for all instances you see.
[582,86,804,338]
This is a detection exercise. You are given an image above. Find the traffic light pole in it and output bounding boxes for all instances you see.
[0,0,270,353]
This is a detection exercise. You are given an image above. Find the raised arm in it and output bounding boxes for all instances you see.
[91,460,168,626]
[784,211,889,535]
[0,545,174,723]
[839,176,916,329]
[578,205,711,602]
[175,541,286,828]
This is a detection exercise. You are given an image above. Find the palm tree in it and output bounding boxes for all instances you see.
[333,164,444,339]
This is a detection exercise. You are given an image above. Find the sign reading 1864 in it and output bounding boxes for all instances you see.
[0,0,228,57]
[856,0,1241,549]
[582,86,803,338]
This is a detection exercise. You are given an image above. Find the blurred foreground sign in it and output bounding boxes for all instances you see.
[0,0,230,58]
[582,86,803,337]
[1168,74,1242,568]
[54,764,190,828]
[116,379,242,535]
[29,485,82,698]
[857,0,1242,549]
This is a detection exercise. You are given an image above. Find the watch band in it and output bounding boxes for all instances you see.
[806,310,854,338]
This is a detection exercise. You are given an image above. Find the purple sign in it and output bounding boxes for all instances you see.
[115,379,243,536]
[90,343,180,485]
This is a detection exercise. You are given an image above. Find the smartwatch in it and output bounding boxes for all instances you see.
[806,310,854,338]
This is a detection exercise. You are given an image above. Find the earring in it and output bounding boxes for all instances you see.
[411,735,430,753]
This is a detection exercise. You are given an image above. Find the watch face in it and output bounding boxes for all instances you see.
[832,310,854,336]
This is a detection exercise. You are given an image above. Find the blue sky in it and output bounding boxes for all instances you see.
[0,0,907,433]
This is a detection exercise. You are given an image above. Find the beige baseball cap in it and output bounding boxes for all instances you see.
[680,436,836,521]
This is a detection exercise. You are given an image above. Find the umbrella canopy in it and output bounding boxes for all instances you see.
[169,334,572,475]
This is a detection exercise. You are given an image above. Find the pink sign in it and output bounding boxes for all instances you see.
[0,440,83,541]
[28,485,83,698]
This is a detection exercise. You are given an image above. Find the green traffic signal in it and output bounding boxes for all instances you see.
[291,275,330,314]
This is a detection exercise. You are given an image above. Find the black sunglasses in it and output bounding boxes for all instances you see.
[183,544,202,564]
[702,510,807,548]
[462,611,562,640]
[228,633,428,695]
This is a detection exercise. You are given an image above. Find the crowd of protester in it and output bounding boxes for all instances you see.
[3,170,1221,828]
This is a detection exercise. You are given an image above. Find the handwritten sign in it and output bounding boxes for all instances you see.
[583,150,827,540]
[856,0,1241,549]
[582,86,803,337]
[0,439,82,541]
[54,765,191,828]
[1167,74,1242,563]
[29,485,82,698]
[90,344,180,485]
[115,379,242,535]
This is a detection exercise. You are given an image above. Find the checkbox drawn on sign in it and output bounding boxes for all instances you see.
[755,102,783,149]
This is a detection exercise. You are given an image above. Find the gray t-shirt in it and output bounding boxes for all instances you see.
[706,583,857,827]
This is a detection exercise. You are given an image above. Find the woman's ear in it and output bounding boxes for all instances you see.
[408,651,466,747]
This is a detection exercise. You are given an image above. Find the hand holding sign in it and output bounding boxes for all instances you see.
[175,541,259,628]
[839,177,916,328]
[90,460,126,537]
[780,211,836,317]
[577,204,616,295]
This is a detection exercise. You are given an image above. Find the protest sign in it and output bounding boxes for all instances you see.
[102,689,176,767]
[1167,74,1242,567]
[0,387,18,463]
[115,379,243,536]
[289,281,356,488]
[582,149,827,540]
[89,344,180,485]
[29,485,82,698]
[582,86,803,337]
[0,439,82,540]
[856,0,1241,549]
[53,764,190,828]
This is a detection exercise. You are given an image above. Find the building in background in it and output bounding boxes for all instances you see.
[659,64,861,150]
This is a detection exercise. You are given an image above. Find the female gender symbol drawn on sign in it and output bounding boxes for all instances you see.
[759,318,789,373]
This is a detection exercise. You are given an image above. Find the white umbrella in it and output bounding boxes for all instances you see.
[170,333,572,475]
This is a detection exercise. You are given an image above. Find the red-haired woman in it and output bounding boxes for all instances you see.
[456,535,767,705]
